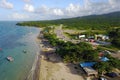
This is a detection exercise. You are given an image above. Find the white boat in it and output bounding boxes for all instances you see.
[7,56,14,61]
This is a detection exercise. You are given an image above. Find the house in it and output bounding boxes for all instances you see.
[83,67,98,76]
[80,62,96,67]
[95,34,109,41]
[80,62,98,76]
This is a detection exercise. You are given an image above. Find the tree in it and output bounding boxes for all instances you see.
[82,50,99,61]
[77,42,93,51]
[63,55,71,63]
[108,58,120,69]
[109,28,120,48]
[93,62,113,75]
[112,38,120,48]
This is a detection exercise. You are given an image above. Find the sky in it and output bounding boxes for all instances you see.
[0,0,120,21]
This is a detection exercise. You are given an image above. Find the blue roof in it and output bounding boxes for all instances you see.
[80,62,96,67]
[100,57,109,62]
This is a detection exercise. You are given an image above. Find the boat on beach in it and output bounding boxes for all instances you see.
[6,56,14,61]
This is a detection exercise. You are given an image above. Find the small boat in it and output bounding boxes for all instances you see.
[6,56,14,61]
[23,50,27,53]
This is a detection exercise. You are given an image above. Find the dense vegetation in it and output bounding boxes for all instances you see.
[43,27,99,62]
[109,28,120,48]
[93,55,120,74]
[42,27,120,75]
[17,11,120,30]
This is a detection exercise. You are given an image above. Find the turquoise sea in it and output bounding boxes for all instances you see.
[0,21,40,80]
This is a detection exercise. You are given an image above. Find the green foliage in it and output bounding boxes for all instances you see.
[109,28,120,48]
[56,41,99,62]
[44,33,59,46]
[93,56,120,74]
[82,50,99,61]
[77,42,93,51]
[93,62,113,74]
[108,57,120,69]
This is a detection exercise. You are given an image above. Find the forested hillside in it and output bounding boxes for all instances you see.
[17,11,120,30]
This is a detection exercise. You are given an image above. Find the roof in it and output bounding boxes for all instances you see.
[83,67,98,75]
[100,57,109,62]
[80,62,96,67]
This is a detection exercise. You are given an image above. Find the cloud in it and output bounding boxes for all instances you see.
[35,5,49,14]
[0,0,13,9]
[53,9,64,16]
[33,0,120,20]
[2,0,119,20]
[23,0,31,3]
[35,5,64,16]
[109,0,120,9]
[24,4,34,12]
[10,13,29,20]
[66,3,80,13]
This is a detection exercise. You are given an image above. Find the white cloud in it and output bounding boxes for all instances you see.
[53,9,64,16]
[23,0,31,3]
[35,5,64,16]
[32,0,117,20]
[0,0,13,9]
[35,5,49,14]
[66,3,80,13]
[24,4,34,12]
[109,0,120,9]
[2,0,119,20]
[10,13,29,19]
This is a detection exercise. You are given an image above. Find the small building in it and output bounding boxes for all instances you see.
[80,62,98,76]
[83,67,98,76]
[80,62,96,67]
[95,34,109,41]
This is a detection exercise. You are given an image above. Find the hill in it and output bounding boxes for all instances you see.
[17,11,120,30]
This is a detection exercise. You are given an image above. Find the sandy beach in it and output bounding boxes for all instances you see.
[36,29,86,80]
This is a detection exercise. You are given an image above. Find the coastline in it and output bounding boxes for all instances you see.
[34,28,85,80]
[24,29,41,80]
[32,28,43,80]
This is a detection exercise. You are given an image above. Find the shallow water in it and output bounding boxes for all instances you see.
[0,21,40,80]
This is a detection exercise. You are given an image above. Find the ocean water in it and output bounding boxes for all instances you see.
[0,21,40,80]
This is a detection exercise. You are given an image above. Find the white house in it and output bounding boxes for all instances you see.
[95,34,109,40]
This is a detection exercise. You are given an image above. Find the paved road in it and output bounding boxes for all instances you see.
[54,25,80,43]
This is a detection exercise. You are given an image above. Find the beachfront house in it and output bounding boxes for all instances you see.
[80,62,98,76]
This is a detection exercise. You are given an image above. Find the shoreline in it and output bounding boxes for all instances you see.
[24,29,42,80]
[33,52,41,80]
[32,28,43,80]
[34,28,85,80]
